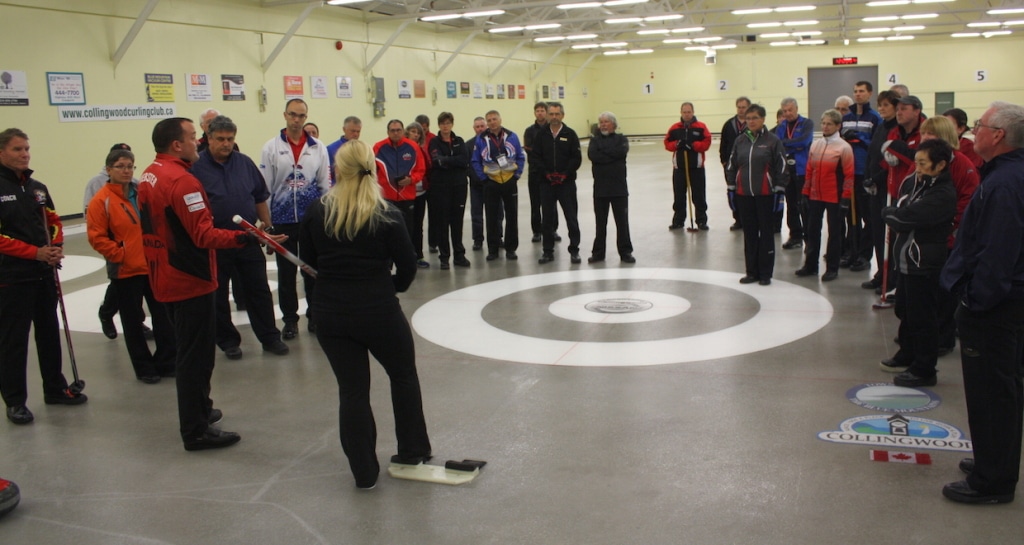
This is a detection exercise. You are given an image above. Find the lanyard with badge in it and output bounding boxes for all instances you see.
[488,132,509,169]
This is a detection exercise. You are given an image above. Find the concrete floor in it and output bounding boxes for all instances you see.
[2,139,1020,544]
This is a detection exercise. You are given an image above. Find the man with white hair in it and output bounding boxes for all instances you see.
[940,101,1024,504]
[587,111,634,263]
[197,109,220,152]
[834,96,853,118]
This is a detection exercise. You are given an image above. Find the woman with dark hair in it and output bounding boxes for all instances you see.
[300,139,431,490]
[427,112,470,269]
[726,104,787,285]
[879,138,957,387]
[405,122,431,268]
[942,108,984,168]
[86,148,176,383]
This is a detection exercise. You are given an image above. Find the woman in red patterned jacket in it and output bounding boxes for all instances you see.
[796,109,855,281]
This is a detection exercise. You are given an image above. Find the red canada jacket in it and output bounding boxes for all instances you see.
[137,153,248,303]
[664,118,712,170]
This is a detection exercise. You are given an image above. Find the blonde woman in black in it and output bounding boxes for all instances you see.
[299,139,431,490]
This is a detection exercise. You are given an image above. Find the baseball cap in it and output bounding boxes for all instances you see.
[898,95,923,110]
[110,143,132,151]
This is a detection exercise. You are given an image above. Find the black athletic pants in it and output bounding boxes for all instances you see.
[215,244,280,350]
[804,200,844,273]
[166,292,218,442]
[671,167,707,227]
[592,196,632,259]
[314,304,431,487]
[541,180,581,255]
[0,276,69,407]
[427,182,468,262]
[484,180,518,254]
[274,222,315,326]
[958,299,1024,495]
[113,275,175,378]
[735,194,777,281]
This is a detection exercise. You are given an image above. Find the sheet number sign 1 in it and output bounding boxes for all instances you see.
[642,83,654,95]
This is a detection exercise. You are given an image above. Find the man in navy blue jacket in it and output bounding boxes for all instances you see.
[940,101,1024,505]
[841,81,883,272]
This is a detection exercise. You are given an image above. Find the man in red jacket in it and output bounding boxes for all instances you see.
[138,117,284,451]
[664,102,712,230]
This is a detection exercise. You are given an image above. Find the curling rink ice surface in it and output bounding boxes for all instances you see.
[5,140,1021,544]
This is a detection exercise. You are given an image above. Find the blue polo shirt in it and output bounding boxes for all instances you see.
[191,150,270,230]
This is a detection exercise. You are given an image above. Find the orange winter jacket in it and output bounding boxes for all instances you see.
[87,181,149,280]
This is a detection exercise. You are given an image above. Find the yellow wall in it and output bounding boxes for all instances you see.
[2,0,1022,215]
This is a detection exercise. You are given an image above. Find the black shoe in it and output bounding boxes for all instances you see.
[506,251,518,260]
[416,260,430,269]
[795,267,818,277]
[942,480,1014,504]
[262,340,289,356]
[137,374,161,384]
[208,408,223,425]
[570,253,582,264]
[142,323,154,340]
[839,256,851,268]
[759,278,772,286]
[782,238,803,249]
[453,256,471,267]
[183,428,240,451]
[6,405,33,425]
[472,242,482,251]
[486,253,499,261]
[539,253,554,264]
[356,476,379,490]
[282,323,299,340]
[224,346,243,360]
[739,276,758,284]
[880,358,910,372]
[959,458,975,475]
[894,371,937,388]
[43,388,88,405]
[588,255,605,264]
[439,262,450,270]
[390,453,433,465]
[849,258,870,272]
[729,222,743,231]
[553,233,562,242]
[821,270,839,282]
[668,224,684,231]
[862,278,881,290]
[531,234,542,242]
[99,312,117,339]
[698,223,709,231]
[621,254,636,264]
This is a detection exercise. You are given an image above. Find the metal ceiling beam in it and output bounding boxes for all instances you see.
[262,1,320,72]
[531,45,568,81]
[364,20,414,73]
[111,0,162,68]
[437,30,484,75]
[489,39,529,78]
[567,52,598,82]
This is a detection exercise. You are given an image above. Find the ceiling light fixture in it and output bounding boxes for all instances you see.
[534,36,566,42]
[863,16,898,22]
[638,29,671,35]
[463,9,505,17]
[983,30,1013,37]
[644,14,684,22]
[420,14,462,22]
[571,43,600,49]
[525,23,561,30]
[951,32,981,38]
[798,39,825,45]
[770,41,798,46]
[988,8,1024,15]
[733,8,772,15]
[712,44,737,49]
[557,2,602,8]
[887,35,915,40]
[785,20,818,25]
[857,37,886,42]
[866,0,908,6]
[901,13,938,19]
[663,38,692,44]
[487,26,524,33]
[604,50,629,55]
[599,41,629,47]
[567,33,599,39]
[606,17,643,23]
[629,48,654,53]
[603,0,649,6]
[776,6,816,12]
[748,22,782,28]
[760,32,790,38]
[672,26,705,33]
[691,36,723,42]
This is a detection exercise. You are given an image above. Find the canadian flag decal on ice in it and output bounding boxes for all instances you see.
[870,450,932,464]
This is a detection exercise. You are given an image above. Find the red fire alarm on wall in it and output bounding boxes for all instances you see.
[336,41,344,50]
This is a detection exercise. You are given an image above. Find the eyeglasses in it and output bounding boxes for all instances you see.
[973,120,1003,132]
[110,165,136,171]
[285,112,308,119]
